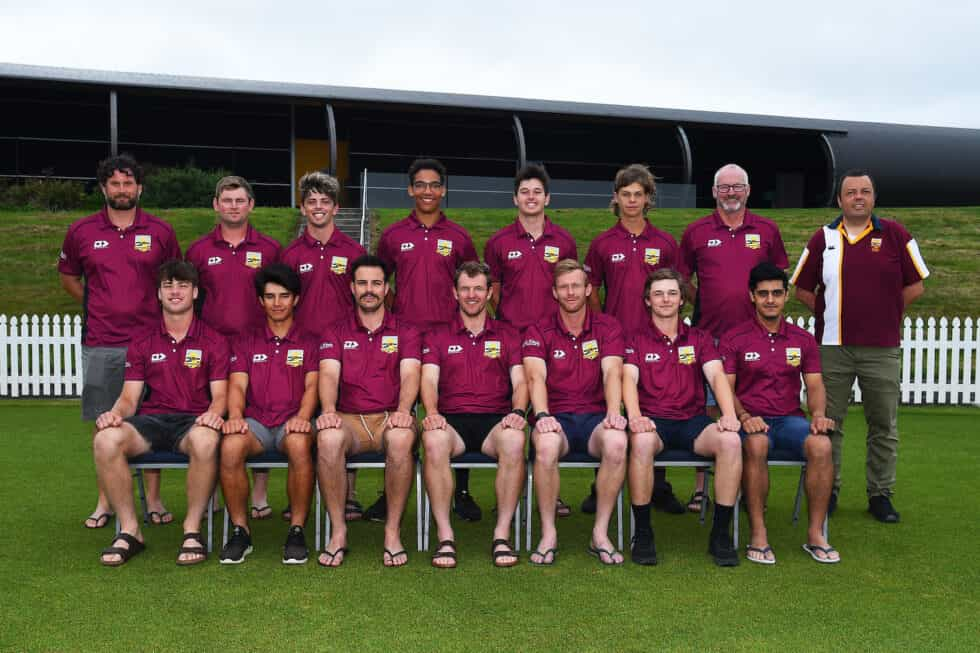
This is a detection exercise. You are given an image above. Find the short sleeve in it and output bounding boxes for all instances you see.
[58,226,82,276]
[163,225,182,261]
[124,336,147,381]
[521,325,546,359]
[677,226,696,278]
[600,318,625,358]
[718,330,739,374]
[894,223,929,285]
[229,335,249,374]
[624,332,639,367]
[699,331,721,364]
[318,327,341,362]
[584,240,604,288]
[790,230,825,292]
[376,229,394,275]
[484,237,502,283]
[421,330,441,366]
[399,325,422,361]
[208,334,231,381]
[768,225,789,269]
[302,336,319,374]
[660,234,679,269]
[801,333,822,375]
[459,233,479,265]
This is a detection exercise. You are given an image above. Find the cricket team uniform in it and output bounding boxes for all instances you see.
[281,228,366,331]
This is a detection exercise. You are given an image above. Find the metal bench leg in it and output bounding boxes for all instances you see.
[525,467,534,551]
[732,491,740,549]
[423,491,431,551]
[314,480,321,553]
[513,477,522,552]
[135,469,149,525]
[792,465,806,525]
[207,493,214,553]
[222,500,229,547]
[616,488,624,551]
[416,461,423,552]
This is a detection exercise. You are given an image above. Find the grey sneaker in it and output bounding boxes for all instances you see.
[220,526,253,565]
[283,525,309,564]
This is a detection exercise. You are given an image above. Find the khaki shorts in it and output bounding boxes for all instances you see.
[337,411,405,454]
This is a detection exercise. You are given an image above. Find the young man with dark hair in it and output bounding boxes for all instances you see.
[421,262,528,568]
[218,264,319,565]
[522,259,628,566]
[720,262,838,563]
[59,154,181,529]
[93,260,229,566]
[792,169,928,523]
[374,159,482,523]
[623,268,743,567]
[315,255,422,567]
[186,175,283,522]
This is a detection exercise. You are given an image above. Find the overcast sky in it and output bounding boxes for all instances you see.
[3,1,979,129]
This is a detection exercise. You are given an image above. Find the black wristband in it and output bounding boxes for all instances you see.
[535,411,550,420]
[510,407,526,418]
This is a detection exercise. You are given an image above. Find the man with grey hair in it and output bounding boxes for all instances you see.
[678,164,788,512]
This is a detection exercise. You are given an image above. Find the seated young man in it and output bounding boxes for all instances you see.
[522,259,628,566]
[421,262,528,568]
[93,260,228,566]
[623,268,742,567]
[721,262,839,564]
[218,264,319,565]
[315,255,421,568]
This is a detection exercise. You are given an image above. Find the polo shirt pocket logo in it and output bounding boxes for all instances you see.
[447,345,463,354]
[507,250,522,260]
[436,239,453,256]
[543,246,560,263]
[678,346,696,365]
[745,234,761,250]
[94,240,109,249]
[552,349,567,359]
[644,248,661,265]
[785,347,801,367]
[286,350,304,367]
[611,253,625,263]
[400,242,414,252]
[645,352,660,363]
[343,341,358,350]
[208,256,222,266]
[744,352,761,362]
[184,349,203,368]
[381,336,399,353]
[299,263,314,273]
[245,252,262,269]
[330,256,348,274]
[484,341,501,358]
[252,354,268,363]
[707,239,722,248]
[870,237,882,252]
[134,235,152,252]
[582,339,599,360]
[151,353,167,363]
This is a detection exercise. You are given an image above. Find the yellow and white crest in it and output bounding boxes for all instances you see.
[543,245,560,263]
[245,251,262,269]
[582,339,599,360]
[744,234,761,250]
[184,349,202,369]
[134,234,152,252]
[484,340,501,359]
[381,335,399,353]
[644,248,661,265]
[678,345,696,365]
[436,239,453,257]
[870,237,882,252]
[785,347,801,367]
[286,349,304,367]
[330,256,348,274]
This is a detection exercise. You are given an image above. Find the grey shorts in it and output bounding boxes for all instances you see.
[81,346,127,420]
[245,418,288,452]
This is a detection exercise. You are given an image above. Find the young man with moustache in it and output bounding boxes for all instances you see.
[420,262,528,568]
[315,255,422,568]
[93,260,228,566]
[721,262,838,564]
[59,155,181,529]
[218,264,319,565]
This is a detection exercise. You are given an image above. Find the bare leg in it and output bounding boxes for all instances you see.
[316,426,355,566]
[422,427,464,567]
[219,432,263,531]
[178,426,219,563]
[589,426,627,564]
[282,433,315,527]
[742,434,774,563]
[483,425,526,564]
[382,427,415,566]
[93,424,151,562]
[530,429,567,564]
[804,435,837,559]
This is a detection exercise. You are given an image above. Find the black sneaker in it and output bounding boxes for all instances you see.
[630,532,658,566]
[282,525,309,564]
[651,487,685,515]
[220,525,253,565]
[709,537,740,567]
[868,495,900,523]
[363,492,387,522]
[580,483,597,514]
[828,490,839,517]
[453,490,483,522]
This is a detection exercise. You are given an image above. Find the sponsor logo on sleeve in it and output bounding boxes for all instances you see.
[870,237,882,252]
[447,344,463,354]
[645,352,661,363]
[320,341,334,349]
[150,353,167,363]
[744,352,761,361]
[644,248,661,265]
[286,349,304,367]
[744,234,761,250]
[245,251,262,269]
[543,245,560,263]
[400,242,415,252]
[707,239,722,248]
[610,253,625,263]
[207,256,222,266]
[330,256,348,274]
[134,235,152,252]
[678,345,696,365]
[381,335,399,353]
[785,347,801,367]
[484,340,501,358]
[230,354,237,363]
[59,250,67,260]
[252,353,269,363]
[93,240,109,250]
[552,349,567,360]
[582,339,599,360]
[522,338,540,348]
[299,263,314,273]
[184,349,202,368]
[421,346,430,355]
[507,250,522,260]
[436,239,453,257]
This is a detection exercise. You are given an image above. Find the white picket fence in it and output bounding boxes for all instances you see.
[1,313,978,404]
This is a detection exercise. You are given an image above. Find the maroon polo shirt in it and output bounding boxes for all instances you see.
[522,310,624,415]
[376,211,478,330]
[230,323,319,427]
[678,210,788,339]
[185,224,282,338]
[422,314,522,414]
[485,217,578,330]
[58,208,181,347]
[791,215,929,347]
[720,318,821,418]
[585,220,679,333]
[319,311,421,414]
[125,317,230,415]
[281,227,366,332]
[625,321,719,420]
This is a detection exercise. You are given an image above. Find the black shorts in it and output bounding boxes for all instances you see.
[650,414,714,452]
[125,413,199,453]
[444,413,506,453]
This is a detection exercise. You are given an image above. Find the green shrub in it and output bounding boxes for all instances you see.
[0,178,95,211]
[141,165,230,209]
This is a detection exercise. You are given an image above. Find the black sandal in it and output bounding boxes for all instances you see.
[491,538,518,568]
[176,532,208,566]
[101,532,145,567]
[431,539,457,568]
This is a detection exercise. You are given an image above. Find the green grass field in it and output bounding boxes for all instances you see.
[1,205,978,318]
[1,401,977,652]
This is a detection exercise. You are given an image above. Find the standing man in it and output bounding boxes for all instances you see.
[218,264,319,565]
[93,260,228,566]
[59,154,181,529]
[281,171,366,521]
[582,163,684,515]
[315,255,421,567]
[721,263,838,563]
[792,170,928,523]
[186,176,282,521]
[623,269,742,567]
[375,159,481,522]
[420,262,528,568]
[678,163,788,513]
[522,260,627,566]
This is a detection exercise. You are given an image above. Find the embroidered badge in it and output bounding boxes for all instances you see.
[436,239,453,257]
[381,336,399,353]
[330,256,348,274]
[484,341,501,359]
[644,248,661,265]
[184,349,202,369]
[744,234,761,250]
[134,235,152,252]
[785,347,801,367]
[678,346,696,365]
[245,251,262,269]
[582,339,599,360]
[286,349,304,367]
[543,245,560,263]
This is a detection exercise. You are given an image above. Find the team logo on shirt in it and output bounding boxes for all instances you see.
[582,339,599,360]
[870,237,883,252]
[552,349,567,359]
[644,248,661,265]
[523,338,540,348]
[785,347,801,367]
[484,341,501,358]
[507,250,522,260]
[330,256,348,274]
[320,342,334,350]
[381,336,399,354]
[343,340,358,350]
[184,349,203,369]
[644,352,661,363]
[299,263,314,274]
[610,253,625,263]
[286,349,304,367]
[134,235,152,252]
[543,246,560,263]
[245,252,263,269]
[400,242,415,252]
[447,345,463,354]
[678,346,696,365]
[436,239,453,257]
[707,239,722,248]
[151,353,167,363]
[744,352,761,362]
[744,234,761,250]
[208,256,222,266]
[93,240,109,250]
[252,354,269,363]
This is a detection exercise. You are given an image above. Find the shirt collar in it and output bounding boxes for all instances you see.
[515,215,555,240]
[99,207,147,231]
[263,321,301,343]
[614,219,656,239]
[409,210,447,229]
[554,307,593,337]
[828,213,882,231]
[302,226,342,247]
[751,315,789,338]
[649,318,689,343]
[158,315,202,340]
[451,313,496,336]
[212,223,257,245]
[710,209,756,231]
[352,309,395,334]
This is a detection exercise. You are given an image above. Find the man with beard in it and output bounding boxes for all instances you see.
[315,255,421,567]
[59,155,181,529]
